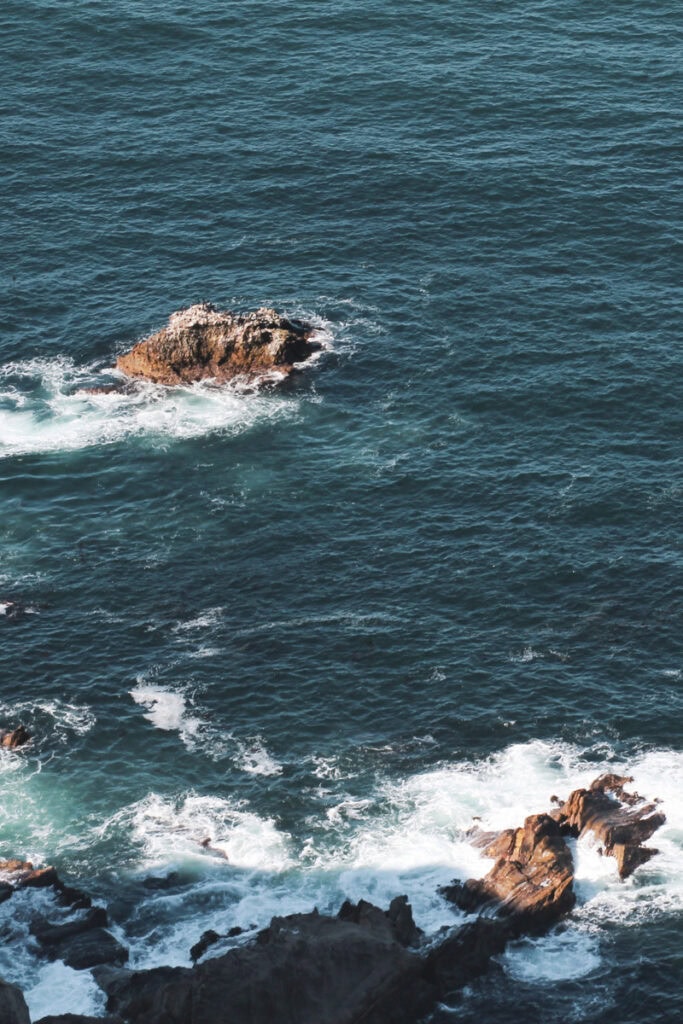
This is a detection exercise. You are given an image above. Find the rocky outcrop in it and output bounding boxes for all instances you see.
[441,813,576,935]
[0,978,30,1024]
[31,905,129,969]
[442,774,665,934]
[1,858,128,972]
[552,773,665,878]
[2,774,666,1024]
[97,901,434,1024]
[0,726,32,750]
[115,304,320,385]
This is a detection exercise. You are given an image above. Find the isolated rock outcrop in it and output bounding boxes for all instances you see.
[552,773,665,878]
[116,304,320,385]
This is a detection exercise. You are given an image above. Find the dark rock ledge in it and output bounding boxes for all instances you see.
[0,773,665,1024]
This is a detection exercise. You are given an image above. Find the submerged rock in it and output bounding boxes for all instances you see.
[116,304,320,386]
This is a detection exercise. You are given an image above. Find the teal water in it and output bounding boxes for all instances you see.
[1,2,682,1020]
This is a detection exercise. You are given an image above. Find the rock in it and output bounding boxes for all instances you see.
[0,977,30,1024]
[31,906,108,947]
[425,917,511,997]
[56,884,93,910]
[0,859,31,872]
[18,866,60,888]
[337,895,422,948]
[99,904,434,1024]
[58,927,129,970]
[115,304,320,386]
[553,774,666,879]
[0,860,60,889]
[190,929,221,963]
[441,812,576,935]
[0,725,32,749]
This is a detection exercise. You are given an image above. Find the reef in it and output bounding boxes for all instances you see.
[0,773,665,1024]
[115,304,320,386]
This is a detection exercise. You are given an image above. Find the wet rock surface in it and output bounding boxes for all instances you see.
[116,304,320,386]
[441,812,576,934]
[442,774,665,934]
[552,773,666,878]
[0,725,32,749]
[0,978,30,1024]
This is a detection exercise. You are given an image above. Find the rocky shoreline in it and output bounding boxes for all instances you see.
[0,772,664,1024]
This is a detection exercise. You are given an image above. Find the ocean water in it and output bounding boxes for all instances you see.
[1,1,682,1020]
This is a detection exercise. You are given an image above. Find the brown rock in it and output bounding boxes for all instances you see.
[116,304,320,386]
[0,725,32,749]
[0,859,33,873]
[441,813,575,935]
[553,773,665,878]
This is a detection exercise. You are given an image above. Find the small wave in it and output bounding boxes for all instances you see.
[130,683,202,738]
[233,737,283,777]
[172,607,224,633]
[105,792,293,874]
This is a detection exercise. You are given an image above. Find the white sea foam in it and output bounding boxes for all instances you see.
[25,960,106,1020]
[114,741,683,971]
[130,683,202,738]
[501,928,602,982]
[0,355,299,457]
[0,697,95,740]
[234,736,283,777]
[172,606,224,633]
[120,792,293,874]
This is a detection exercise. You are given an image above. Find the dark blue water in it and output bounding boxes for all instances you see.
[1,2,682,1019]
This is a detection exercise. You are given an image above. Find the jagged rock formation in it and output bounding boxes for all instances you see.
[95,901,434,1024]
[442,774,665,932]
[440,812,576,935]
[0,859,128,970]
[551,773,665,878]
[115,304,320,385]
